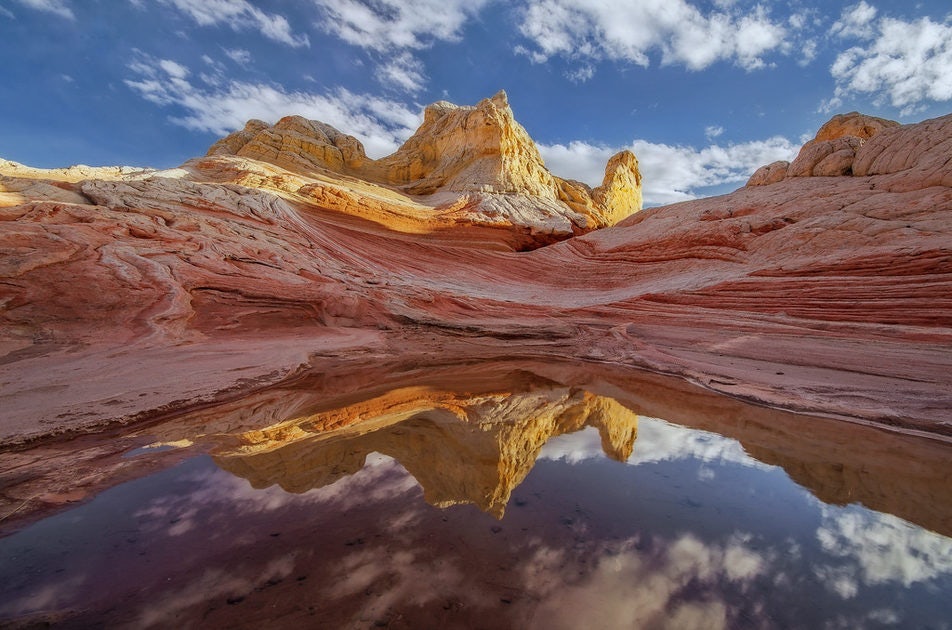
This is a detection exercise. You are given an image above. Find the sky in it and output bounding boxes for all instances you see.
[1,0,951,206]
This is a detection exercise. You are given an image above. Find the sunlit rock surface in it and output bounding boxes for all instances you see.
[1,105,951,446]
[747,112,901,184]
[205,90,642,247]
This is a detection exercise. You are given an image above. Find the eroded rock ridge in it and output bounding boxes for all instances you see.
[206,90,642,245]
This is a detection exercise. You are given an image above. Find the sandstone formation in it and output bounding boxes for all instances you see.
[747,111,901,185]
[205,91,641,248]
[0,103,951,456]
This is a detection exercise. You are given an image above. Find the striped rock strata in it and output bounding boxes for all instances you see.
[0,108,950,447]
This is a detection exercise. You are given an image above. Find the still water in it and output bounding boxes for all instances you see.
[1,379,951,628]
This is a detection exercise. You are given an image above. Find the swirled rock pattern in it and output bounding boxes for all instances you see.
[1,107,951,445]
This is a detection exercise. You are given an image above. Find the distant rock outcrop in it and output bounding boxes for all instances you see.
[747,112,901,185]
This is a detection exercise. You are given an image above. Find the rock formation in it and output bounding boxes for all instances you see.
[205,91,641,248]
[0,101,951,450]
[747,111,900,184]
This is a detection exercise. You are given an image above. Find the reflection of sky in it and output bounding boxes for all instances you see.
[814,503,952,598]
[540,416,770,470]
[2,416,951,628]
[134,452,419,535]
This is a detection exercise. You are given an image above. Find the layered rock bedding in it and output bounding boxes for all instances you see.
[1,95,950,445]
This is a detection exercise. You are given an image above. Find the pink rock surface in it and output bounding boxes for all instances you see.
[1,111,951,445]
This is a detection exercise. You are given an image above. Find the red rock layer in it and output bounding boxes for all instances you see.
[1,112,951,444]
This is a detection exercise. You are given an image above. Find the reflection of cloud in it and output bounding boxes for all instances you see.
[133,454,419,537]
[538,426,605,463]
[0,575,86,618]
[522,533,767,630]
[326,547,494,624]
[815,505,952,596]
[540,418,770,472]
[628,418,770,469]
[135,555,296,628]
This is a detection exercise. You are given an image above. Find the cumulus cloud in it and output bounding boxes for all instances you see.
[313,0,491,93]
[830,1,878,39]
[539,135,798,206]
[825,3,952,114]
[12,0,74,19]
[125,53,420,158]
[518,0,788,73]
[157,0,309,48]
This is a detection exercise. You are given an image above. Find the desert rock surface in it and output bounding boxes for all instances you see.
[1,98,951,447]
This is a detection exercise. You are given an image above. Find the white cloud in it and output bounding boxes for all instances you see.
[157,59,189,79]
[830,1,877,39]
[565,64,595,83]
[375,51,426,93]
[12,0,74,19]
[518,0,789,73]
[313,0,490,93]
[157,0,309,48]
[125,53,421,158]
[705,125,725,140]
[314,0,489,52]
[827,4,952,114]
[312,0,484,87]
[223,47,252,65]
[539,135,798,206]
[798,39,818,66]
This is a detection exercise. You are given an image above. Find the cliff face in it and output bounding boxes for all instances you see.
[1,103,951,445]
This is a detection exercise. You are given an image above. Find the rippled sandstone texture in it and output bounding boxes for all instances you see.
[1,99,951,445]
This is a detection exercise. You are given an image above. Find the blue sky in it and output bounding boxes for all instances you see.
[1,0,951,205]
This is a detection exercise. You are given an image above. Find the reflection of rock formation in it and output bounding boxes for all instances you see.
[214,387,638,518]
